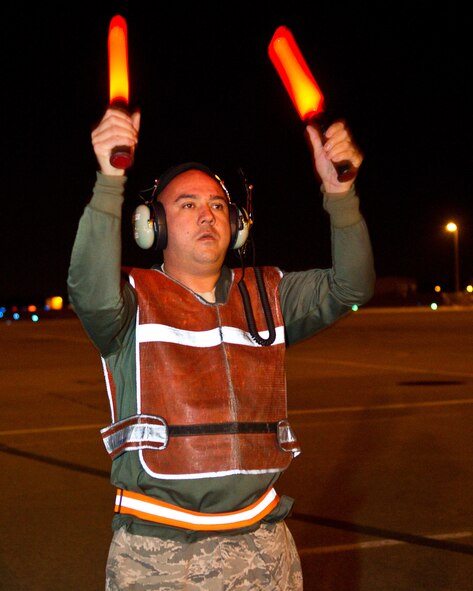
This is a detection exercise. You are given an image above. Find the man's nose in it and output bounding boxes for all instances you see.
[198,205,215,224]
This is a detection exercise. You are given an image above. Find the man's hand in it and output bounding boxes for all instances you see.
[305,120,363,193]
[91,107,141,176]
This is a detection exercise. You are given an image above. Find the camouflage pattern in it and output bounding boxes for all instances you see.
[105,521,303,590]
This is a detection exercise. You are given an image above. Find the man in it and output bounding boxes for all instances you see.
[67,106,375,590]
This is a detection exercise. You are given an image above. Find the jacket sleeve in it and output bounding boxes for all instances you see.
[279,185,375,346]
[67,172,136,356]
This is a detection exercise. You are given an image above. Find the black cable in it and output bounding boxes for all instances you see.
[234,168,276,346]
[238,265,277,347]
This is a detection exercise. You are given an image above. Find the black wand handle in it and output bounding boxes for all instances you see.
[109,99,134,170]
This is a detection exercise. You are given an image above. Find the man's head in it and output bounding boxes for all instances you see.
[155,163,233,277]
[133,162,251,255]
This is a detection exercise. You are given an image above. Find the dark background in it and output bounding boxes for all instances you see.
[2,2,471,305]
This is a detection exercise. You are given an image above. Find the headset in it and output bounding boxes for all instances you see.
[132,165,253,251]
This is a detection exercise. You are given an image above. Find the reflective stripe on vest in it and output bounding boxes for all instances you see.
[101,414,302,460]
[114,487,280,531]
[136,323,286,348]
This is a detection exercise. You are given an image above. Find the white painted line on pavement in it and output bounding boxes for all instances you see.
[0,424,103,436]
[2,398,473,434]
[289,398,473,416]
[300,358,473,379]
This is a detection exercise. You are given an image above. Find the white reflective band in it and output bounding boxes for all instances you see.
[136,323,285,348]
[114,487,280,531]
[101,415,168,458]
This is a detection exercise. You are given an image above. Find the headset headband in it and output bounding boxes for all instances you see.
[153,162,230,201]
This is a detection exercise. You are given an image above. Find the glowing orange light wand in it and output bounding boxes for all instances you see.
[108,15,133,169]
[268,26,356,182]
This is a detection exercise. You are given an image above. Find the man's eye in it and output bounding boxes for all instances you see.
[182,203,194,209]
[212,203,225,210]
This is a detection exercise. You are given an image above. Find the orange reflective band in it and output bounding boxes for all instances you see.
[114,487,280,531]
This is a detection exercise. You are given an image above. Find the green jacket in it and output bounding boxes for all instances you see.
[67,172,375,541]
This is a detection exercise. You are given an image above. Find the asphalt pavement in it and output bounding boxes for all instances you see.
[1,307,472,590]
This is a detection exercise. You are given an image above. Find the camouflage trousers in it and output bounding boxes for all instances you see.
[105,521,303,590]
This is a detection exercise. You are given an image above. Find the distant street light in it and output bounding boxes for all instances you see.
[445,222,460,293]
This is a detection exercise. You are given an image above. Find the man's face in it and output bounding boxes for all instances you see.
[158,169,232,273]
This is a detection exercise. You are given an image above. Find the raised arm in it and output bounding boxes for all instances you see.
[280,120,375,345]
[67,108,140,355]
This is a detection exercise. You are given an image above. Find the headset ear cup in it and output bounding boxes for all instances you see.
[132,202,167,250]
[153,201,167,250]
[228,204,239,248]
[133,204,155,249]
[229,204,251,250]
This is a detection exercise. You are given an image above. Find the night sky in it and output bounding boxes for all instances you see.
[2,2,471,305]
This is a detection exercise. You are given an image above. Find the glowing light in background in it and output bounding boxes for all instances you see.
[45,296,63,311]
[445,221,460,293]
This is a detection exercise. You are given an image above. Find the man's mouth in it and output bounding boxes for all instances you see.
[197,231,217,241]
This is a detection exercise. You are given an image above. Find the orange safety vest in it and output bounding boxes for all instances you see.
[101,266,300,480]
